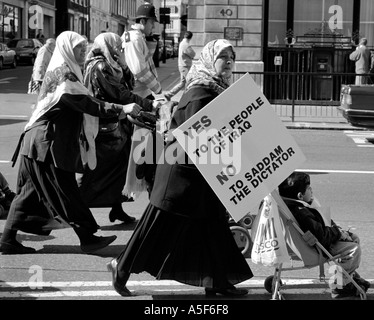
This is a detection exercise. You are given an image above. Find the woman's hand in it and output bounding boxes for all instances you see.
[123,103,142,118]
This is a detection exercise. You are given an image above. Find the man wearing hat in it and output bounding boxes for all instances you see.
[120,2,164,200]
[121,2,162,99]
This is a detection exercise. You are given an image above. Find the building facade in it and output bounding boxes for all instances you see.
[2,1,374,87]
[186,0,374,103]
[90,0,138,41]
[55,0,89,39]
[160,0,186,43]
[1,0,56,42]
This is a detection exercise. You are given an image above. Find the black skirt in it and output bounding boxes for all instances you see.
[78,121,132,208]
[116,204,253,289]
[5,155,98,235]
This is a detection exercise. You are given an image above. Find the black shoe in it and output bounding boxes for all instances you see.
[331,282,360,299]
[80,235,117,254]
[353,275,371,292]
[109,208,136,224]
[0,241,36,255]
[106,259,132,297]
[205,287,249,297]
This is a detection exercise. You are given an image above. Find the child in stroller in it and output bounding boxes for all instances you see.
[278,171,370,299]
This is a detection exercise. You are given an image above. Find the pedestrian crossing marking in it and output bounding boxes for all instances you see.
[0,77,17,85]
[345,131,374,148]
[1,278,348,289]
[0,279,372,299]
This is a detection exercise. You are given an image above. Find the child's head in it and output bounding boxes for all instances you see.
[279,172,313,204]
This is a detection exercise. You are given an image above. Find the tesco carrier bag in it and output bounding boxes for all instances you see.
[251,194,290,267]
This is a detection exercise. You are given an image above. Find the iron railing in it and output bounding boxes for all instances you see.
[232,71,374,122]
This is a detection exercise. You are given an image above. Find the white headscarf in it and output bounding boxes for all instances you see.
[25,31,99,170]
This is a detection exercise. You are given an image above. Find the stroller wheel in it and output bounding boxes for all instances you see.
[230,226,252,255]
[240,214,254,229]
[264,276,283,294]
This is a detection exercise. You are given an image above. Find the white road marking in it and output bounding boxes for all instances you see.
[0,115,29,119]
[298,169,374,175]
[345,130,374,147]
[0,77,17,84]
[0,279,372,298]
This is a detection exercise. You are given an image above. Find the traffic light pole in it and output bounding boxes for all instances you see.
[163,22,166,64]
[162,0,168,64]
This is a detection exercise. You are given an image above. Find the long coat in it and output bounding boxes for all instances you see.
[78,54,153,207]
[20,94,123,174]
[150,86,221,217]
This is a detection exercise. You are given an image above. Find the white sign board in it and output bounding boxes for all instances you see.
[173,74,306,221]
[274,56,283,66]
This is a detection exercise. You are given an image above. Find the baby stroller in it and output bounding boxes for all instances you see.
[251,191,367,300]
[125,100,178,197]
[229,213,256,258]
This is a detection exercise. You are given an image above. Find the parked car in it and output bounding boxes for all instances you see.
[338,84,374,129]
[158,40,175,60]
[0,43,17,69]
[7,38,44,65]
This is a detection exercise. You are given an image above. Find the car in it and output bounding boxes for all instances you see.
[0,43,17,69]
[158,40,175,60]
[338,84,374,129]
[165,44,173,58]
[6,38,44,65]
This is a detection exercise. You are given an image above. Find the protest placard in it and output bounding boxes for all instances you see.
[172,73,306,221]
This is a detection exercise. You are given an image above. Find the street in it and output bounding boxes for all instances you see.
[1,62,374,304]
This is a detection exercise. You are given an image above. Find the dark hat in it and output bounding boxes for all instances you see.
[136,2,158,22]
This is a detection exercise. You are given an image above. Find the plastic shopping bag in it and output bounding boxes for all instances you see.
[251,194,290,267]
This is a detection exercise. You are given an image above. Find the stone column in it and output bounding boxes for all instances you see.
[187,0,264,75]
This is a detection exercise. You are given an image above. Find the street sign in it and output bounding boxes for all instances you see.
[160,8,171,15]
[160,7,171,25]
[224,27,243,41]
[274,56,283,66]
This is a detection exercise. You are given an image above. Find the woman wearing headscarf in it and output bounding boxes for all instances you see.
[0,31,142,255]
[77,32,159,224]
[107,39,254,297]
[28,38,56,95]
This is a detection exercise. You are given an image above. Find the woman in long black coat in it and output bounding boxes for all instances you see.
[78,32,158,224]
[107,39,254,297]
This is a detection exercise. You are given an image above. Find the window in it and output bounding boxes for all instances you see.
[268,0,354,46]
[268,0,287,45]
[294,0,352,37]
[360,0,374,47]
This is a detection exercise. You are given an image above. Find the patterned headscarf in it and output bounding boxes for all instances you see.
[185,39,235,95]
[25,31,99,170]
[85,32,124,82]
